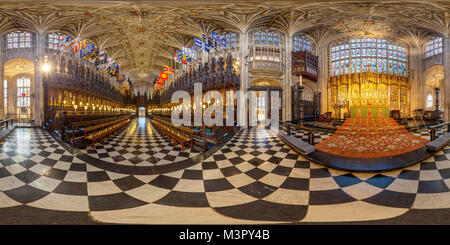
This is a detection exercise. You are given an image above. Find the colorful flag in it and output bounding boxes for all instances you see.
[194,37,203,48]
[80,44,94,58]
[61,37,78,51]
[72,40,87,55]
[160,72,169,80]
[164,65,174,74]
[104,61,115,74]
[57,35,70,49]
[204,41,210,53]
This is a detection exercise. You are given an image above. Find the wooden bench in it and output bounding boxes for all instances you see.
[68,116,124,145]
[84,116,130,147]
[150,117,194,151]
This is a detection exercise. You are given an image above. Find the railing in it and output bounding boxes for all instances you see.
[427,122,450,141]
[280,121,315,145]
[0,118,14,130]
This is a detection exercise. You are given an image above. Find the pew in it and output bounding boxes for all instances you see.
[150,116,194,151]
[84,116,131,147]
[68,116,127,145]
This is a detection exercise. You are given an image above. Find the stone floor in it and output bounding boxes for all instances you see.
[79,117,201,166]
[0,121,449,224]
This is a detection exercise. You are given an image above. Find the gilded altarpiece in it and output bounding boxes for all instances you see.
[328,71,410,118]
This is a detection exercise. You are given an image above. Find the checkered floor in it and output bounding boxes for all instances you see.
[79,117,200,166]
[0,126,449,224]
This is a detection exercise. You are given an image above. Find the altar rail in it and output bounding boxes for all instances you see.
[428,122,450,141]
[280,121,315,145]
[0,119,14,130]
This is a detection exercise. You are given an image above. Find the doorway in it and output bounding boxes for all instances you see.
[255,91,266,125]
[138,106,146,117]
[3,58,35,123]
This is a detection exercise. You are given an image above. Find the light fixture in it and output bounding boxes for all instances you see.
[42,63,51,73]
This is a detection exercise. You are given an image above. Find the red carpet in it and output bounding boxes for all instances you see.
[316,118,429,158]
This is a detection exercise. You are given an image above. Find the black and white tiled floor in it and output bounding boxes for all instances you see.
[0,126,450,224]
[79,117,200,166]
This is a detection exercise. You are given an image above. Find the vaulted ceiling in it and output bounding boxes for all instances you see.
[1,0,450,83]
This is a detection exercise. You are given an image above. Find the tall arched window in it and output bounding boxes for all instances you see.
[425,36,443,58]
[253,30,280,46]
[330,37,407,77]
[4,80,7,115]
[294,34,311,52]
[427,93,433,108]
[6,31,32,49]
[217,32,238,50]
[17,77,31,119]
[48,33,64,50]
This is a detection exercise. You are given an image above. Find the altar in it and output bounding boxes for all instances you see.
[328,71,411,118]
[350,106,389,118]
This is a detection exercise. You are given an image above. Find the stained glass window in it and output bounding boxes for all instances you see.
[425,36,443,58]
[330,37,407,76]
[293,34,311,52]
[6,31,32,49]
[17,77,31,107]
[48,33,64,50]
[253,30,280,46]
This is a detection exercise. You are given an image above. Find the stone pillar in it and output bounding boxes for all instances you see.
[34,31,46,126]
[265,87,270,128]
[444,36,450,122]
[299,85,304,125]
[283,32,293,122]
[410,44,426,113]
[0,36,4,119]
[239,29,249,128]
[292,85,299,123]
[317,41,328,114]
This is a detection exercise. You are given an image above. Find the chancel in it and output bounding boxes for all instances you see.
[0,0,449,226]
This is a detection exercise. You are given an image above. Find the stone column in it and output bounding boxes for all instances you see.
[0,36,4,119]
[239,29,249,128]
[34,30,46,126]
[265,87,270,128]
[292,84,299,123]
[317,41,328,114]
[283,32,293,122]
[299,84,304,126]
[444,36,450,122]
[410,44,426,113]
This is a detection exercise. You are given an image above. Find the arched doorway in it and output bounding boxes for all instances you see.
[249,79,282,126]
[3,58,35,123]
[425,65,444,111]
